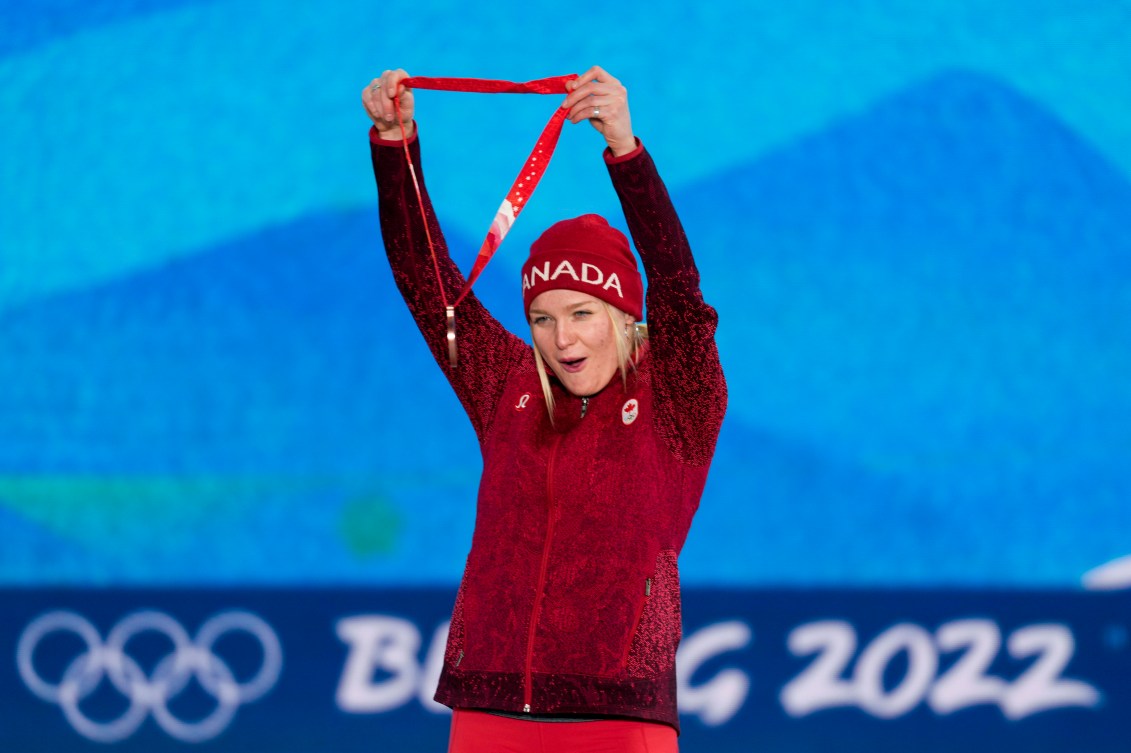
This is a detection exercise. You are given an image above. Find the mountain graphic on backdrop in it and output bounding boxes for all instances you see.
[1,69,1127,585]
[679,69,1131,583]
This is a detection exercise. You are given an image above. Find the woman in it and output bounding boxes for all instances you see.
[362,66,726,753]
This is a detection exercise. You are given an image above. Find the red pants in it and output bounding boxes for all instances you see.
[447,710,679,753]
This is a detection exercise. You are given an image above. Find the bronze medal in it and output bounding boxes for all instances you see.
[446,305,457,368]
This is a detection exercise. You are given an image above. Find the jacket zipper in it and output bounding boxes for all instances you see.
[523,433,563,713]
[580,396,589,418]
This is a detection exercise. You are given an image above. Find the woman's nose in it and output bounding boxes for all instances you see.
[555,322,576,349]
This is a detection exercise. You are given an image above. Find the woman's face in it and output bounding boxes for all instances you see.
[529,289,632,397]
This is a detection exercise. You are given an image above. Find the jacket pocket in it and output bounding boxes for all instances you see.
[621,550,681,677]
[620,576,652,668]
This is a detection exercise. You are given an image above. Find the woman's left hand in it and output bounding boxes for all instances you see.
[563,66,636,157]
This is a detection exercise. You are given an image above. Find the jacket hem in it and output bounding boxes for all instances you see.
[434,667,679,733]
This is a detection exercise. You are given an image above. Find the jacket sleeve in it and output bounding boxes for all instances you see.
[606,142,727,466]
[370,126,527,443]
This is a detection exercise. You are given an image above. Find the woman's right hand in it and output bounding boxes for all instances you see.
[362,69,415,140]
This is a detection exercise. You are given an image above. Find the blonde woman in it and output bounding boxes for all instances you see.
[363,65,726,753]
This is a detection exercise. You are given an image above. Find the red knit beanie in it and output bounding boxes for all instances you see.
[521,214,644,320]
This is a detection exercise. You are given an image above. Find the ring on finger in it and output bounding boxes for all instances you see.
[593,106,600,116]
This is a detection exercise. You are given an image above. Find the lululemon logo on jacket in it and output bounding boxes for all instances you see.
[522,261,624,299]
[621,399,639,425]
[515,393,531,411]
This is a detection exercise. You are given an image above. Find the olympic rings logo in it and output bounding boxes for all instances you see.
[17,610,283,743]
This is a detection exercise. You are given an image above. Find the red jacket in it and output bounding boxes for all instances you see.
[371,128,726,731]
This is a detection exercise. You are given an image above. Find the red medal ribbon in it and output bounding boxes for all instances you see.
[391,74,578,367]
[402,75,576,95]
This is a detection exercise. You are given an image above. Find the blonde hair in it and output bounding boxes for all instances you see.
[532,302,647,420]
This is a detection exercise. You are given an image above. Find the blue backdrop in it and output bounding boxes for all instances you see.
[1,1,1128,750]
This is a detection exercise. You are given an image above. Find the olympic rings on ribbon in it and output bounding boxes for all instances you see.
[17,610,283,743]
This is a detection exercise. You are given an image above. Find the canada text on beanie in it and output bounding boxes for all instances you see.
[521,214,644,320]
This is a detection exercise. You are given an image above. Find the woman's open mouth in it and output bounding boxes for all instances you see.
[558,357,586,374]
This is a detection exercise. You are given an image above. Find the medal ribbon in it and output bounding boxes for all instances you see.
[391,74,578,366]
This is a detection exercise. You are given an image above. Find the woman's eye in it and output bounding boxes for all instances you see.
[532,316,550,325]
[574,310,591,318]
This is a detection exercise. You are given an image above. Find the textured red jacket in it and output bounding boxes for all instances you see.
[370,127,726,731]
